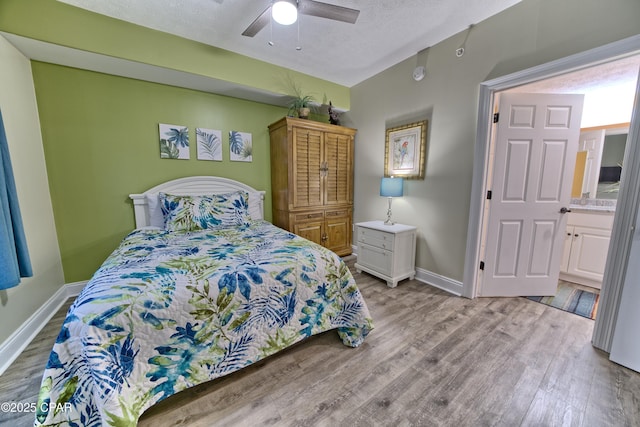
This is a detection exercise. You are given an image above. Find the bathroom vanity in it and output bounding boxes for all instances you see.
[560,199,616,289]
[561,124,626,289]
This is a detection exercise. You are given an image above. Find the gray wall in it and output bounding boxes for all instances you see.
[0,35,65,345]
[346,0,640,282]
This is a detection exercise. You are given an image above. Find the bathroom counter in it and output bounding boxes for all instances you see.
[569,198,616,213]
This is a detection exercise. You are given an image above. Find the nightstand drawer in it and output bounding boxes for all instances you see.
[358,243,392,275]
[357,227,395,250]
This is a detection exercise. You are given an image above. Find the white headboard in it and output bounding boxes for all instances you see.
[129,176,266,229]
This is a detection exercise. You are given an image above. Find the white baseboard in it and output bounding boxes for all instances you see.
[64,280,87,296]
[414,267,463,296]
[0,280,86,376]
[351,247,463,296]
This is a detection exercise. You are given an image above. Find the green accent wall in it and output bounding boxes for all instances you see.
[32,62,288,282]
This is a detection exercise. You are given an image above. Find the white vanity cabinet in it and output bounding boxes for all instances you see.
[354,221,416,288]
[560,210,614,289]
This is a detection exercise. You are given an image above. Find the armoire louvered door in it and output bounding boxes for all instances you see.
[324,131,352,206]
[269,117,356,256]
[292,127,323,208]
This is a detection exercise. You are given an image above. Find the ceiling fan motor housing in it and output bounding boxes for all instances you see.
[242,0,360,37]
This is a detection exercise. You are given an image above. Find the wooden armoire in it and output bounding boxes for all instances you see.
[269,117,357,256]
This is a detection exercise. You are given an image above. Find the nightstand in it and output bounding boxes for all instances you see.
[354,220,417,288]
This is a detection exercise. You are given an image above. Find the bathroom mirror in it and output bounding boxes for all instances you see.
[597,129,626,199]
[573,124,628,201]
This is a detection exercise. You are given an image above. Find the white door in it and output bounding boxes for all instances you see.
[479,93,584,297]
[578,129,605,198]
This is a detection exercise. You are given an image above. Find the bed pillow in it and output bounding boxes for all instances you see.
[246,192,263,221]
[159,191,252,231]
[146,193,165,228]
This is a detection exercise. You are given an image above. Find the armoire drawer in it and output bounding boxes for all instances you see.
[325,209,349,218]
[294,211,324,222]
[357,226,395,250]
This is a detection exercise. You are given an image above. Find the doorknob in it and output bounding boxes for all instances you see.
[560,207,572,214]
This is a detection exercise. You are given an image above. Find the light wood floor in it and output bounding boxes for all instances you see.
[1,259,639,426]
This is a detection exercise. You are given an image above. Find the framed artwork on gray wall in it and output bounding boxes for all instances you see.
[384,120,427,179]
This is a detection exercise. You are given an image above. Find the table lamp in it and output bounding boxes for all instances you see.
[380,177,403,225]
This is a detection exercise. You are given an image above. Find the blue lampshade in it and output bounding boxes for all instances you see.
[380,177,404,197]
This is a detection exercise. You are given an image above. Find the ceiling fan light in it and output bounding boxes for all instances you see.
[272,1,297,25]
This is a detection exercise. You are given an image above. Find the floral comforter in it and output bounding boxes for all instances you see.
[35,221,373,426]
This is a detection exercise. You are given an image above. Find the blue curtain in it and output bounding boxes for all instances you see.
[0,110,32,290]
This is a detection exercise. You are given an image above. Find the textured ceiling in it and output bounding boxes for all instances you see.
[512,55,640,95]
[56,0,522,87]
[510,55,640,127]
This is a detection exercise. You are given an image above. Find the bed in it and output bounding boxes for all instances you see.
[35,176,373,427]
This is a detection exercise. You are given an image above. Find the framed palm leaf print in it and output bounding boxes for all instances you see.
[229,131,253,162]
[196,128,222,161]
[159,123,189,160]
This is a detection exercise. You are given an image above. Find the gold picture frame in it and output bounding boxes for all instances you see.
[384,120,427,179]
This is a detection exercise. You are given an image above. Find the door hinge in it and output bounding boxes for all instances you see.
[479,261,485,271]
[493,113,499,123]
[486,190,492,200]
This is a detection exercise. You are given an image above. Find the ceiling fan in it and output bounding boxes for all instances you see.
[242,0,360,37]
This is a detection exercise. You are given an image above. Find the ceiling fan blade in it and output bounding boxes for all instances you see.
[298,0,360,24]
[242,5,272,37]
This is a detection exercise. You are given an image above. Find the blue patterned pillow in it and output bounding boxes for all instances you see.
[159,191,251,231]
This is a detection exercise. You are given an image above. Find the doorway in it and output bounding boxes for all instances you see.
[479,56,639,299]
[462,35,640,353]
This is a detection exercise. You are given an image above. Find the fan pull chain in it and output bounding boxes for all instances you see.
[268,16,274,46]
